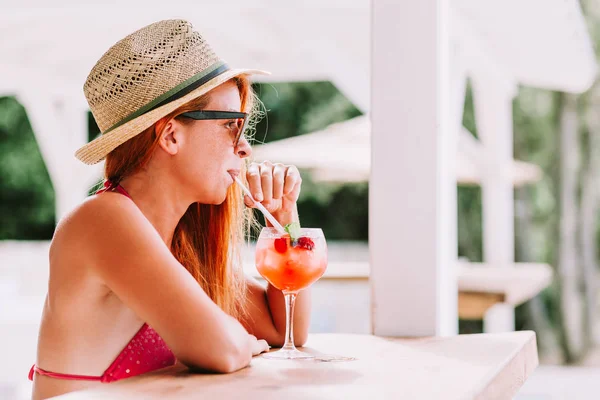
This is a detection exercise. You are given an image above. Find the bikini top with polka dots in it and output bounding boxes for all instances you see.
[28,182,176,383]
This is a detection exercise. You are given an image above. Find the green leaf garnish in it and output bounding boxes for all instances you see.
[284,222,302,242]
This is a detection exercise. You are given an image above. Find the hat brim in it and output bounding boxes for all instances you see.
[75,68,271,165]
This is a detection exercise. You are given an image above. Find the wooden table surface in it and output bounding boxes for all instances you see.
[53,331,538,400]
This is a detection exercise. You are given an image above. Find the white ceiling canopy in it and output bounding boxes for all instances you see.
[0,0,596,111]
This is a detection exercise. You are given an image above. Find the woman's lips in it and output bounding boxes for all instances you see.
[227,169,241,180]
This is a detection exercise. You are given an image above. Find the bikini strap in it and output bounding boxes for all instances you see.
[29,365,102,382]
[96,180,132,199]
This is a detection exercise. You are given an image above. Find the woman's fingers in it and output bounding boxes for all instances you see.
[244,162,301,212]
[284,166,301,197]
[244,195,255,208]
[272,163,287,200]
[259,162,273,205]
[257,339,269,355]
[249,335,270,356]
[246,162,262,202]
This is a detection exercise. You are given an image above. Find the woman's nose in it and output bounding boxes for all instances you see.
[236,136,252,159]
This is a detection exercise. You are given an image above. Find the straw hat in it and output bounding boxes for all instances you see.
[75,19,269,165]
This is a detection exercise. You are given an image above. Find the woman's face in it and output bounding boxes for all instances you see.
[168,82,252,204]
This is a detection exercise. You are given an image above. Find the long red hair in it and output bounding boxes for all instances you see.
[101,76,256,318]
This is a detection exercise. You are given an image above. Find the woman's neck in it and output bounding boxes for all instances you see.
[118,174,190,248]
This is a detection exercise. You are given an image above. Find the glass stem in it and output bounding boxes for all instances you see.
[282,292,297,351]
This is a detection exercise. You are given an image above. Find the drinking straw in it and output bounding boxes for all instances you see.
[234,177,286,234]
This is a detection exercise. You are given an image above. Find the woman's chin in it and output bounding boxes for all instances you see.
[193,183,229,205]
[215,195,228,205]
[209,191,229,205]
[198,197,225,205]
[194,192,227,206]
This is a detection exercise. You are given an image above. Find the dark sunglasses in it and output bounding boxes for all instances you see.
[179,110,249,146]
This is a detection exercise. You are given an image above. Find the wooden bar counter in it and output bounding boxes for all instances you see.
[54,331,538,400]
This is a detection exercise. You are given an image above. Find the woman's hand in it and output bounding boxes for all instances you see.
[244,161,302,217]
[248,334,270,356]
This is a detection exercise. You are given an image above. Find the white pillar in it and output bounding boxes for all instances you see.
[471,75,518,333]
[18,91,102,220]
[446,38,467,332]
[370,0,456,337]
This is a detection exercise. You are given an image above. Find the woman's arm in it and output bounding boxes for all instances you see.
[76,193,266,373]
[242,277,312,347]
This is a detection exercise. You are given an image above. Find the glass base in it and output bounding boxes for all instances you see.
[312,354,357,362]
[263,347,314,360]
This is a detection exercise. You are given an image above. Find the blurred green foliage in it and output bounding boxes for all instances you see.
[0,96,55,239]
[252,81,362,143]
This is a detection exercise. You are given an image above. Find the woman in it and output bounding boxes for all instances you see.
[30,19,310,399]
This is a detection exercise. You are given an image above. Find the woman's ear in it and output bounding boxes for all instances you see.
[157,119,181,156]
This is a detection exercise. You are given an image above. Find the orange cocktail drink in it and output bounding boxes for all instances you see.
[255,228,327,293]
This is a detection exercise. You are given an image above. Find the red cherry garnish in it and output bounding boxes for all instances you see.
[274,237,288,253]
[296,237,315,250]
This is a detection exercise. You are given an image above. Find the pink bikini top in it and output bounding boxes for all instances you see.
[29,181,176,383]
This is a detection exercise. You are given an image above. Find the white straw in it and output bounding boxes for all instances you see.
[234,177,286,233]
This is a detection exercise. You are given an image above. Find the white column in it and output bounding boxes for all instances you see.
[18,91,102,220]
[370,0,456,337]
[471,76,518,333]
[445,38,467,333]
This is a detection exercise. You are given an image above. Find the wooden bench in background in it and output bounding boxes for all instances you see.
[457,261,553,320]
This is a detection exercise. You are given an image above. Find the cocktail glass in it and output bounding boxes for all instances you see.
[255,227,327,360]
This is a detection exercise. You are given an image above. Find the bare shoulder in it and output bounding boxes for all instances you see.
[56,191,140,234]
[51,192,158,268]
